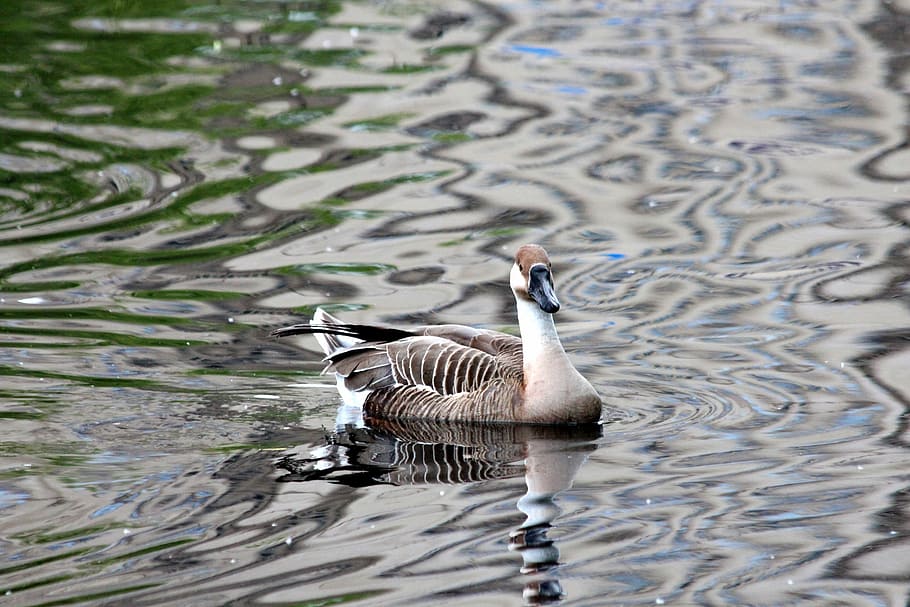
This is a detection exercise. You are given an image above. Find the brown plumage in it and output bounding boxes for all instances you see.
[271,244,602,424]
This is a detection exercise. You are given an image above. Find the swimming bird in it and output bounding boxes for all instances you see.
[271,244,602,424]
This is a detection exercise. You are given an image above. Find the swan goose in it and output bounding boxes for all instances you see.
[272,244,602,424]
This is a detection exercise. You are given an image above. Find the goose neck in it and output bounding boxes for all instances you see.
[516,297,564,363]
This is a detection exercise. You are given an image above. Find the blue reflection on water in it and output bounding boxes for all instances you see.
[508,44,561,57]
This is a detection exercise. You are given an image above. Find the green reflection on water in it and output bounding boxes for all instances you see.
[294,48,366,67]
[0,546,98,577]
[382,63,440,74]
[343,112,415,131]
[432,132,474,143]
[426,44,475,57]
[89,537,196,567]
[131,288,247,301]
[0,0,352,260]
[15,522,131,545]
[0,306,200,324]
[0,0,430,429]
[188,368,318,378]
[0,410,45,420]
[277,262,396,276]
[20,582,161,607]
[0,365,179,390]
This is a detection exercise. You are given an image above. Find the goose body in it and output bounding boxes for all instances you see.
[272,244,602,424]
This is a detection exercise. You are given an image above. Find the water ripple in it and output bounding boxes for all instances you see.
[0,0,908,605]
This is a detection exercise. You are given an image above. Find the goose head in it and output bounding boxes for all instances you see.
[510,244,560,314]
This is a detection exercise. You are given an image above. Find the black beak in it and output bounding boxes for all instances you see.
[528,265,560,314]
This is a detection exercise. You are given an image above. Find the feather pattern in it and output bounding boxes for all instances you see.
[271,245,602,424]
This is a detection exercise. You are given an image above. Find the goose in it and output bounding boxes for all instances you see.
[271,244,602,424]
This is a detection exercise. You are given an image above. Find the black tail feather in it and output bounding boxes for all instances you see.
[271,322,415,343]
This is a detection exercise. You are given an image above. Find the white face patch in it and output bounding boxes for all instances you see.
[509,262,527,294]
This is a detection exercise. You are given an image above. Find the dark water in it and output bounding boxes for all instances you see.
[1,0,909,605]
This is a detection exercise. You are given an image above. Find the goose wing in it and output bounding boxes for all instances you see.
[325,334,522,396]
[364,380,523,423]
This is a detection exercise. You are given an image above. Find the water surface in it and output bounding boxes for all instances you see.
[1,0,909,605]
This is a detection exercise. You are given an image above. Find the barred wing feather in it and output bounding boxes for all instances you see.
[325,335,521,397]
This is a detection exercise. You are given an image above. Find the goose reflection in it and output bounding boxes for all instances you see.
[277,418,601,604]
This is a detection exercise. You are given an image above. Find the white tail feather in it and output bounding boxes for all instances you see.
[312,307,363,355]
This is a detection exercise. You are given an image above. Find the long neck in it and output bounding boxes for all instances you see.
[516,296,565,368]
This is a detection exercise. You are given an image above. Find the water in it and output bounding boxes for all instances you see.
[1,0,908,604]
